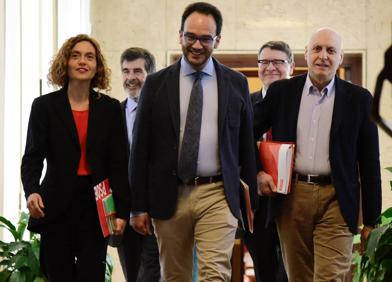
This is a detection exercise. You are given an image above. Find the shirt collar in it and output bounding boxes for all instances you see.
[126,96,138,112]
[180,56,214,78]
[262,88,267,99]
[305,74,335,97]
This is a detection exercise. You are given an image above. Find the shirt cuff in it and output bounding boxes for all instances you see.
[129,211,148,218]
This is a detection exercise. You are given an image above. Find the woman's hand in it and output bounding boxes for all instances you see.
[113,217,127,236]
[27,193,45,218]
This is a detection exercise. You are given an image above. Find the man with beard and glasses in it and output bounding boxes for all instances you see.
[112,47,160,282]
[254,28,381,282]
[129,2,257,281]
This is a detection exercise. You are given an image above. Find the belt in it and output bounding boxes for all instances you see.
[293,173,332,185]
[181,175,223,186]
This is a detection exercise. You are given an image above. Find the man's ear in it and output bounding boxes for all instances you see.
[214,35,221,49]
[178,30,183,44]
[289,61,295,76]
[339,50,344,65]
[304,45,308,63]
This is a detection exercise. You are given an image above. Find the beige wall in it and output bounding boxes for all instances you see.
[91,0,391,97]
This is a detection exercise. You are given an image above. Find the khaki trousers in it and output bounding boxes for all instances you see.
[276,181,353,282]
[152,181,238,282]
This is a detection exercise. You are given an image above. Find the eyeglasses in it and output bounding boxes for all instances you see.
[257,59,289,66]
[182,32,217,46]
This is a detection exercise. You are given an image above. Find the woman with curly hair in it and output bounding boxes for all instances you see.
[21,34,130,282]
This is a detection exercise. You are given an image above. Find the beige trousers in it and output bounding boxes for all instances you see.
[276,181,354,282]
[152,181,238,282]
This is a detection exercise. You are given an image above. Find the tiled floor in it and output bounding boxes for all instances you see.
[108,246,126,282]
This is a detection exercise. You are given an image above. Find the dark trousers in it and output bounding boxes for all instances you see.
[40,176,107,282]
[243,197,287,282]
[116,225,161,282]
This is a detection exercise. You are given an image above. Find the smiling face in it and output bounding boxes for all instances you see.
[179,12,220,70]
[121,58,148,99]
[305,28,343,90]
[67,40,97,83]
[258,48,294,89]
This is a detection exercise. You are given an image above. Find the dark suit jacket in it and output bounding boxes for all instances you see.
[21,87,131,233]
[121,100,131,157]
[251,90,264,143]
[254,74,382,234]
[250,90,263,108]
[130,58,257,222]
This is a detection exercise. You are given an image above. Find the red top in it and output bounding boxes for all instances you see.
[72,110,91,175]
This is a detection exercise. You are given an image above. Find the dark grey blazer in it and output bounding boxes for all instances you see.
[250,89,263,107]
[130,58,258,222]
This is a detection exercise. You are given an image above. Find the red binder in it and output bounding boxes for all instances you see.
[259,141,295,194]
[240,179,254,233]
[94,178,116,237]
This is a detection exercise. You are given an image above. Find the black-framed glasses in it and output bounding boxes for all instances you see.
[182,32,217,46]
[257,59,289,66]
[372,45,392,137]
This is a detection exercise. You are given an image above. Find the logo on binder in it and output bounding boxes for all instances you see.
[94,181,109,200]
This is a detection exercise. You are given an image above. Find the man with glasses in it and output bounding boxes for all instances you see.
[252,41,294,107]
[244,41,293,282]
[129,2,257,281]
[254,28,381,281]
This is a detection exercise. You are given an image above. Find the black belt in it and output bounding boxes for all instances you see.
[181,175,223,186]
[293,173,332,185]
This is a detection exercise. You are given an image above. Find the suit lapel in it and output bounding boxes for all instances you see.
[121,99,131,156]
[121,100,128,138]
[214,59,229,136]
[330,76,350,139]
[121,99,127,123]
[167,61,181,137]
[53,88,79,148]
[87,90,105,158]
[290,75,307,140]
[255,90,263,104]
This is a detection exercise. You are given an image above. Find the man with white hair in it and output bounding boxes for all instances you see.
[254,28,381,281]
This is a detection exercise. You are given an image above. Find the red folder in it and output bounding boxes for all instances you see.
[259,141,295,194]
[94,178,116,237]
[240,179,254,233]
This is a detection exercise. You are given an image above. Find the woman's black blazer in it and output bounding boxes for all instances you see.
[21,87,131,233]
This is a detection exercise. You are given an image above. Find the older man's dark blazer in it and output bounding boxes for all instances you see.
[254,74,382,234]
[130,58,257,222]
[21,88,131,233]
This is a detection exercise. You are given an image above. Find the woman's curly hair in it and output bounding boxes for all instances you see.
[48,34,111,90]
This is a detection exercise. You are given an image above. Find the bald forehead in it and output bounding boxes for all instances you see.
[308,28,342,50]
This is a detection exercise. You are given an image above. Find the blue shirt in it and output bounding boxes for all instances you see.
[125,96,138,152]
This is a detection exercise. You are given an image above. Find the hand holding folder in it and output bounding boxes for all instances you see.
[258,141,295,194]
